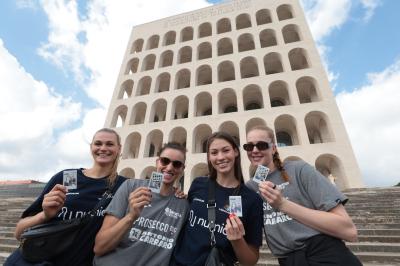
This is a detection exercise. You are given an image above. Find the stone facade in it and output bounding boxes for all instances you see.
[104,0,364,191]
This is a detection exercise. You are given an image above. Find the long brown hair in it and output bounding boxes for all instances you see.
[248,126,290,182]
[92,128,121,186]
[206,132,244,183]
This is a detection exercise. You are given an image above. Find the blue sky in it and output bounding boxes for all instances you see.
[0,0,399,187]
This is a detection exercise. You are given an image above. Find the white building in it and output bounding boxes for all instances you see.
[104,0,364,191]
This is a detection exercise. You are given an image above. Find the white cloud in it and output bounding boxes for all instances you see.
[0,0,212,182]
[336,59,400,187]
[38,0,211,107]
[300,0,352,42]
[0,39,83,181]
[360,0,382,22]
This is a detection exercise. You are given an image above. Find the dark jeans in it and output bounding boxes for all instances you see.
[4,249,53,266]
[278,234,362,266]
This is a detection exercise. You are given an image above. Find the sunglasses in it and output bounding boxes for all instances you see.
[242,141,273,151]
[159,157,184,169]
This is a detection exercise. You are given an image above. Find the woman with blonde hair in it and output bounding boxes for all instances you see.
[244,125,361,266]
[5,128,127,266]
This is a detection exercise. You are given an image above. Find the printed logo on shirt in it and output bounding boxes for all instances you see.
[164,207,182,219]
[188,210,227,236]
[129,228,142,240]
[57,206,106,220]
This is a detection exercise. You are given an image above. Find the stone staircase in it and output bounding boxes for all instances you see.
[256,187,400,266]
[0,187,399,265]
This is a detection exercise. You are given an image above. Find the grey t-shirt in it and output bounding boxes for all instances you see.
[93,179,189,266]
[246,160,347,257]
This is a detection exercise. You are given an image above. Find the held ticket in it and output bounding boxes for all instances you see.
[63,170,77,190]
[148,172,163,193]
[252,165,270,184]
[229,196,243,217]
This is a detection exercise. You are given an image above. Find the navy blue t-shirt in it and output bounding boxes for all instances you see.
[172,177,263,266]
[21,168,126,266]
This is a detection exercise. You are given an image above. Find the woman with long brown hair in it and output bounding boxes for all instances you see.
[171,131,263,266]
[245,125,361,266]
[6,128,127,266]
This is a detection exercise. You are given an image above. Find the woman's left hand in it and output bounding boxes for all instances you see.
[225,214,245,241]
[174,187,187,199]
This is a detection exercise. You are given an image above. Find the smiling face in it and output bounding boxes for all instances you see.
[91,131,121,167]
[208,138,239,178]
[156,148,185,186]
[246,129,276,170]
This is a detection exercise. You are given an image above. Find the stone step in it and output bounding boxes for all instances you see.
[347,206,400,210]
[357,223,400,229]
[347,242,400,253]
[258,250,400,265]
[0,244,18,253]
[357,235,400,243]
[352,218,400,224]
[358,229,400,236]
[0,231,14,238]
[348,210,400,214]
[0,237,19,246]
[354,251,400,264]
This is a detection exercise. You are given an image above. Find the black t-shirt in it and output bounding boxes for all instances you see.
[172,177,263,266]
[22,168,127,266]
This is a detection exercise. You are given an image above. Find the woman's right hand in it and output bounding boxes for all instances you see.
[42,184,67,220]
[128,187,152,220]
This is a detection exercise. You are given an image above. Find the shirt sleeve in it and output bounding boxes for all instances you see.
[104,179,132,219]
[298,163,348,212]
[21,171,63,218]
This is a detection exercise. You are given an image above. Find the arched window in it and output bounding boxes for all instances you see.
[178,46,192,64]
[146,35,159,50]
[260,29,277,48]
[264,52,283,74]
[218,61,235,82]
[282,24,301,43]
[163,31,176,46]
[240,57,259,78]
[198,42,212,60]
[217,38,233,56]
[289,48,310,70]
[196,65,212,86]
[131,39,143,53]
[236,13,251,30]
[277,4,294,20]
[256,9,272,25]
[142,54,156,71]
[159,50,173,67]
[238,33,255,52]
[181,27,193,42]
[175,69,191,89]
[276,131,293,147]
[217,18,231,34]
[198,22,212,38]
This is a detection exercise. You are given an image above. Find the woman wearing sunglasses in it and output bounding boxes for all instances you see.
[171,132,263,266]
[93,142,189,266]
[244,126,361,266]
